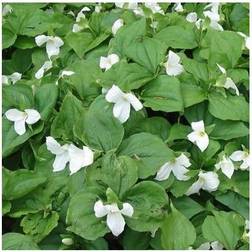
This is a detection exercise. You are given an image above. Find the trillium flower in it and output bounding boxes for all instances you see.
[94,200,134,236]
[187,120,209,152]
[174,3,184,12]
[186,171,220,195]
[5,108,41,135]
[203,3,223,31]
[112,19,124,35]
[145,2,164,15]
[237,32,251,50]
[75,7,90,22]
[215,155,235,179]
[2,72,22,84]
[105,85,143,123]
[216,64,239,95]
[230,150,250,170]
[46,136,94,175]
[197,241,224,250]
[35,60,53,79]
[56,70,75,85]
[99,54,120,71]
[186,12,198,23]
[164,51,184,76]
[155,154,191,181]
[35,35,64,59]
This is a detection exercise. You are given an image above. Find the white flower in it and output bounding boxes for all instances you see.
[164,51,184,76]
[94,200,134,236]
[216,63,239,95]
[95,4,102,13]
[105,85,143,123]
[230,150,250,170]
[35,35,64,59]
[35,60,52,79]
[75,7,90,22]
[186,171,220,195]
[99,54,120,71]
[195,18,203,29]
[237,32,251,50]
[115,2,144,16]
[187,120,209,152]
[145,2,164,14]
[186,12,198,23]
[215,155,235,179]
[72,23,83,33]
[46,136,94,175]
[155,154,191,181]
[150,21,158,30]
[2,72,22,84]
[203,3,223,31]
[2,4,13,16]
[59,70,75,79]
[62,238,73,246]
[5,108,41,135]
[174,3,184,12]
[112,19,124,35]
[197,241,224,250]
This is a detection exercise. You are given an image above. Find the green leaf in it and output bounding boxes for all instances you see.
[3,233,39,250]
[167,123,191,142]
[154,25,197,49]
[75,95,124,152]
[3,26,17,49]
[118,132,174,178]
[202,211,244,249]
[142,75,184,113]
[208,92,249,122]
[66,190,109,240]
[124,181,168,233]
[161,205,196,249]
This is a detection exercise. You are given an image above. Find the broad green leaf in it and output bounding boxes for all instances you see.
[117,132,174,178]
[3,200,11,215]
[3,26,17,49]
[202,211,244,249]
[161,205,196,249]
[167,123,191,142]
[142,75,184,113]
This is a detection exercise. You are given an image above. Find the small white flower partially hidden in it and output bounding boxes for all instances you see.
[197,241,224,250]
[155,154,191,181]
[35,35,64,59]
[94,200,134,236]
[46,136,94,175]
[112,19,124,36]
[216,64,239,96]
[215,155,235,179]
[144,2,164,15]
[164,51,184,76]
[174,3,184,12]
[105,85,143,123]
[186,171,220,195]
[230,150,250,170]
[76,7,91,22]
[187,120,209,152]
[99,54,120,71]
[203,3,223,31]
[72,24,83,33]
[186,12,198,23]
[5,108,41,135]
[56,70,75,85]
[35,61,52,79]
[62,238,73,246]
[95,3,102,13]
[2,72,22,84]
[2,4,13,16]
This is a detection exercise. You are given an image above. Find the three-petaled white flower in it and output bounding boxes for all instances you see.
[35,35,64,59]
[46,136,94,175]
[145,2,164,14]
[5,108,41,135]
[2,72,22,85]
[203,3,223,31]
[105,85,143,123]
[187,120,209,152]
[164,51,184,76]
[35,61,53,79]
[186,171,220,195]
[230,150,250,170]
[215,155,235,179]
[94,200,134,236]
[155,154,191,181]
[216,64,239,96]
[174,3,184,12]
[197,241,224,250]
[99,54,120,71]
[112,19,124,35]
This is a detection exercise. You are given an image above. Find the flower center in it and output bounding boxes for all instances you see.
[199,131,205,137]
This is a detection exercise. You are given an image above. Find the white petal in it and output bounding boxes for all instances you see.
[108,54,120,66]
[112,19,124,35]
[14,119,26,135]
[200,171,219,192]
[215,156,235,179]
[35,35,48,46]
[81,7,91,12]
[191,120,205,132]
[35,60,52,79]
[121,203,134,217]
[60,70,75,78]
[115,2,124,8]
[186,12,198,23]
[203,10,220,22]
[9,72,22,84]
[165,63,184,76]
[105,85,125,103]
[94,200,108,218]
[174,3,183,12]
[53,152,69,172]
[172,163,190,181]
[2,4,13,16]
[240,157,250,170]
[53,36,64,47]
[46,37,63,58]
[125,93,143,111]
[76,12,85,22]
[155,162,172,181]
[195,19,202,29]
[2,75,9,84]
[113,100,131,123]
[107,212,125,236]
[46,136,65,155]
[24,109,41,124]
[5,109,26,121]
[176,154,191,168]
[197,242,211,250]
[224,77,239,96]
[196,133,209,152]
[210,20,223,31]
[230,151,245,161]
[216,63,226,74]
[187,131,199,144]
[211,241,224,250]
[168,50,180,64]
[99,56,110,70]
[185,178,203,195]
[72,23,82,33]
